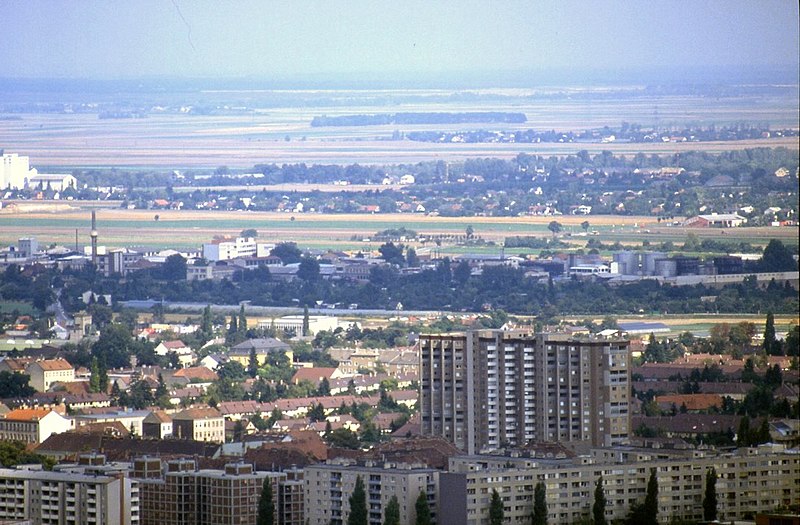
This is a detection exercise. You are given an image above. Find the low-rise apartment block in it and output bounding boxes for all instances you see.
[25,358,75,391]
[172,407,225,442]
[304,460,438,525]
[439,444,800,524]
[0,408,72,444]
[0,456,139,525]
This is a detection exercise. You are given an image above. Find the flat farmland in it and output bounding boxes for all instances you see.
[1,87,797,169]
[1,201,796,253]
[604,314,798,337]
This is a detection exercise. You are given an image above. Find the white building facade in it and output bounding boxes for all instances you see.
[0,153,37,190]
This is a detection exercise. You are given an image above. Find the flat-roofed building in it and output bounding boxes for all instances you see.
[257,315,341,336]
[202,237,272,261]
[440,444,800,525]
[133,457,281,525]
[0,459,139,525]
[0,153,37,190]
[27,173,77,192]
[304,460,438,525]
[420,330,630,454]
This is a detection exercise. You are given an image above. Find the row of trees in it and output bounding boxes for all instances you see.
[64,255,797,318]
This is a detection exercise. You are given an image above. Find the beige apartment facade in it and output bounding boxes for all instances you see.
[26,358,75,391]
[439,444,800,525]
[304,461,438,525]
[0,465,140,525]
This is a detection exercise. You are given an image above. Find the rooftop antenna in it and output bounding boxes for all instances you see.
[90,211,98,265]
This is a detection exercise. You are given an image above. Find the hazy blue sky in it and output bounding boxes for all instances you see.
[1,0,798,82]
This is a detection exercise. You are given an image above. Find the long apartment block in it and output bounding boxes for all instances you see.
[420,330,630,453]
[439,444,800,524]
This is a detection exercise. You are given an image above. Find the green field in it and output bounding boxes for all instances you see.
[1,203,797,254]
[0,301,35,316]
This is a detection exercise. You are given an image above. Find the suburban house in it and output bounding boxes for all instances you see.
[0,357,32,374]
[171,366,218,385]
[199,353,229,370]
[290,367,343,387]
[154,340,194,367]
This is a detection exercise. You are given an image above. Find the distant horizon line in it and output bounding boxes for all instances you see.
[1,64,798,90]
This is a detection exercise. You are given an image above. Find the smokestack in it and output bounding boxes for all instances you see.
[90,211,98,264]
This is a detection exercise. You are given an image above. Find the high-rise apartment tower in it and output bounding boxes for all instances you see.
[419,330,630,454]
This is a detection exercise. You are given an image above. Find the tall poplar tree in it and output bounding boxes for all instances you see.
[702,467,717,521]
[347,476,367,525]
[256,477,274,525]
[238,304,248,334]
[592,475,607,525]
[489,488,504,525]
[302,305,310,336]
[414,491,432,525]
[643,469,659,525]
[247,347,259,378]
[763,312,779,355]
[383,495,400,525]
[201,305,213,340]
[532,481,547,525]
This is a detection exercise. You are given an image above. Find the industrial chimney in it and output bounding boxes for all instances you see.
[90,211,98,264]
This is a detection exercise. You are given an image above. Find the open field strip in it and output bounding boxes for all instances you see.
[588,314,798,337]
[1,88,796,168]
[5,136,797,169]
[1,202,796,251]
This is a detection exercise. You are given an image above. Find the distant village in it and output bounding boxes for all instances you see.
[1,151,797,226]
[1,154,799,524]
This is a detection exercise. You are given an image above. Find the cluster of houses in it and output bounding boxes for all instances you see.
[0,318,420,448]
[630,352,799,445]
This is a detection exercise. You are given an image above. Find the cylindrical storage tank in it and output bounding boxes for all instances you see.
[642,252,666,276]
[654,258,677,277]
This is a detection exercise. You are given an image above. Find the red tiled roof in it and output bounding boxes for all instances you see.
[656,393,723,411]
[161,340,188,349]
[173,407,222,420]
[173,367,218,382]
[291,367,337,385]
[29,358,73,372]
[4,408,56,421]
